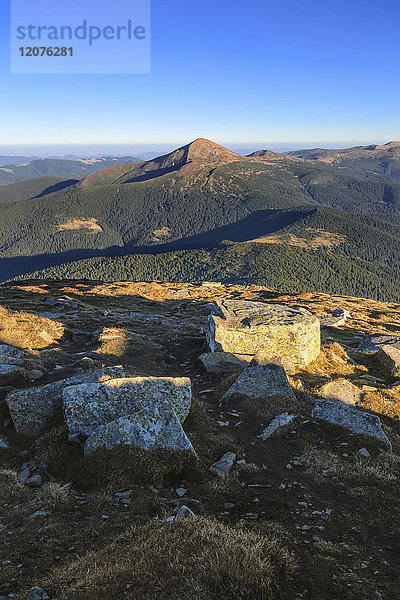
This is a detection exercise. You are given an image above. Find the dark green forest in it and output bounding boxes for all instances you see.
[21,242,400,302]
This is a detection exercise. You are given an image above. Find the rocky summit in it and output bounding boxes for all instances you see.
[0,279,399,600]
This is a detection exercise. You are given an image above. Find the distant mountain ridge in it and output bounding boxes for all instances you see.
[288,141,400,180]
[0,156,141,185]
[0,137,399,292]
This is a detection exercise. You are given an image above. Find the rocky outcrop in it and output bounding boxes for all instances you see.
[221,358,298,403]
[206,300,320,368]
[6,366,125,436]
[84,406,194,456]
[63,376,191,439]
[312,400,391,448]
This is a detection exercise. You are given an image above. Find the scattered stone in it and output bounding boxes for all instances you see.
[320,309,350,328]
[0,345,26,369]
[175,488,187,497]
[319,379,364,405]
[376,345,400,377]
[84,406,194,456]
[259,412,297,440]
[359,447,371,458]
[312,400,391,448]
[358,335,400,354]
[29,510,52,519]
[0,364,26,385]
[224,502,235,509]
[175,505,195,520]
[206,299,320,368]
[210,452,236,478]
[26,474,43,487]
[27,588,49,600]
[6,366,125,436]
[17,468,30,484]
[221,359,298,404]
[26,369,44,381]
[115,489,132,499]
[65,376,191,439]
[0,438,9,449]
[198,352,252,374]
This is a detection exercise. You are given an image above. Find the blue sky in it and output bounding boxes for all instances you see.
[0,0,399,152]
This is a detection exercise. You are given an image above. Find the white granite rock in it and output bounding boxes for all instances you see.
[64,376,191,439]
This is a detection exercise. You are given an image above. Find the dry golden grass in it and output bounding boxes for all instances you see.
[29,482,68,509]
[36,517,295,600]
[300,447,398,485]
[0,306,63,349]
[0,469,27,503]
[360,387,400,420]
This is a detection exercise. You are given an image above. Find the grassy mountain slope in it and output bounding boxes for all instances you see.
[1,138,400,294]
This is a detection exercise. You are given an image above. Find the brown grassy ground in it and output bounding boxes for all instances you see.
[0,280,399,600]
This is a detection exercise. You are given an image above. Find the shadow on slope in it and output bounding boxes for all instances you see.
[33,179,79,198]
[0,208,315,283]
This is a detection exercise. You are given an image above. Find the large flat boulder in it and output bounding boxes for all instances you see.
[63,376,192,438]
[221,359,298,403]
[6,366,125,436]
[312,400,391,448]
[206,300,320,369]
[84,406,194,456]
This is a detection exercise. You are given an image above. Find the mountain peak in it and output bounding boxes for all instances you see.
[182,138,240,163]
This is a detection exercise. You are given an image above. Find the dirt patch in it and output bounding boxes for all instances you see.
[248,228,346,249]
[55,218,103,234]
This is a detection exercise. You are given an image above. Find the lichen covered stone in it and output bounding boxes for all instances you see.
[6,366,125,436]
[206,300,320,368]
[63,376,191,438]
[312,399,391,448]
[221,359,298,404]
[84,406,194,456]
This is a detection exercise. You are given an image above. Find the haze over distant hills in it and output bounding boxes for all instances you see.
[0,155,140,186]
[0,137,399,298]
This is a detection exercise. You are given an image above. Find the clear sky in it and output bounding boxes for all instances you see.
[0,0,399,151]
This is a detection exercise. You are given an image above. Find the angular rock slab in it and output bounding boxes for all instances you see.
[221,360,298,403]
[319,379,364,405]
[198,352,252,374]
[260,412,296,440]
[6,366,124,436]
[210,452,236,478]
[84,406,194,456]
[206,300,320,368]
[376,345,400,377]
[0,344,26,366]
[0,364,26,385]
[64,376,191,438]
[312,400,391,448]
